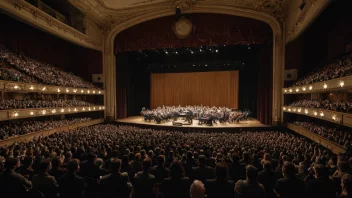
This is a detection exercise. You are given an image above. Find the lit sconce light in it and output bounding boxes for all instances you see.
[51,109,56,114]
[81,90,84,93]
[93,107,96,110]
[13,112,19,117]
[60,108,65,113]
[88,107,91,111]
[29,86,34,90]
[320,111,324,117]
[305,109,309,114]
[103,106,105,110]
[14,85,19,89]
[66,89,69,93]
[30,111,34,115]
[87,90,90,94]
[99,107,102,110]
[295,88,299,92]
[42,87,46,91]
[298,108,302,113]
[42,110,46,115]
[68,108,71,112]
[98,91,101,94]
[332,115,337,120]
[284,89,287,93]
[74,108,77,112]
[82,107,86,111]
[340,81,345,87]
[93,91,96,94]
[57,88,61,93]
[314,111,318,116]
[289,89,292,93]
[283,107,286,110]
[323,83,328,89]
[288,108,291,112]
[293,108,297,112]
[302,87,306,91]
[73,89,77,93]
[309,86,313,90]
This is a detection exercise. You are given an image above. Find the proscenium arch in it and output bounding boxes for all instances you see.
[103,5,285,125]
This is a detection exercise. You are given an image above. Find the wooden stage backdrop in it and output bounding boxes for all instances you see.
[150,71,239,109]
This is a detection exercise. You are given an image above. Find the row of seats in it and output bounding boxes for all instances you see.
[287,99,352,113]
[0,99,98,110]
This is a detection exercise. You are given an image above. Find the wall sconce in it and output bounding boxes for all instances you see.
[293,108,297,112]
[57,88,61,93]
[295,88,299,92]
[98,91,101,94]
[42,110,46,115]
[309,86,313,90]
[283,107,286,110]
[93,91,96,94]
[60,109,65,113]
[81,90,84,93]
[320,111,324,117]
[99,107,102,110]
[42,87,46,91]
[82,107,86,111]
[29,86,34,90]
[332,115,337,120]
[302,87,306,91]
[74,108,77,112]
[87,90,90,94]
[73,89,77,93]
[289,89,292,93]
[284,89,287,93]
[66,89,69,93]
[30,111,34,115]
[323,83,327,89]
[298,108,302,113]
[51,109,56,114]
[305,109,309,114]
[68,108,71,112]
[14,85,19,89]
[314,111,318,116]
[93,107,96,110]
[340,81,344,87]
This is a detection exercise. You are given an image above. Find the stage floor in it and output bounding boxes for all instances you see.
[115,116,267,129]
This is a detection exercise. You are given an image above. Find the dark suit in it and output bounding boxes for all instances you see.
[0,170,32,197]
[100,172,130,198]
[258,171,278,198]
[159,177,191,198]
[150,165,169,183]
[132,172,156,198]
[274,176,306,198]
[306,177,336,198]
[32,173,58,198]
[192,165,214,182]
[79,161,100,179]
[205,179,234,198]
[59,173,86,198]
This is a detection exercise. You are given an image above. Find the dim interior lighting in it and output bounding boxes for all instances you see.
[98,91,101,94]
[288,108,291,112]
[332,115,337,120]
[30,111,34,115]
[320,111,324,117]
[88,107,91,111]
[74,108,77,112]
[87,90,90,94]
[52,109,56,114]
[66,89,69,93]
[42,87,46,91]
[289,89,292,93]
[13,112,19,117]
[82,107,86,111]
[284,89,287,93]
[68,108,71,112]
[298,108,302,113]
[57,88,60,92]
[302,87,306,91]
[103,106,105,110]
[314,111,318,116]
[305,109,309,114]
[283,107,286,110]
[93,107,96,110]
[93,91,96,94]
[60,109,65,113]
[73,89,77,93]
[309,86,313,90]
[81,90,84,93]
[292,108,296,112]
[99,107,102,110]
[29,86,34,90]
[340,81,345,87]
[295,88,299,92]
[14,85,19,89]
[42,110,46,115]
[323,83,328,89]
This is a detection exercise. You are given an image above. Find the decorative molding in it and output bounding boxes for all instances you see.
[0,0,102,50]
[170,0,199,11]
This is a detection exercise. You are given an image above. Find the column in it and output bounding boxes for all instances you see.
[103,45,116,121]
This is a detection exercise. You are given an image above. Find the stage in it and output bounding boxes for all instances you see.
[115,116,271,132]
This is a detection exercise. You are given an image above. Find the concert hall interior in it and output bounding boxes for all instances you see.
[1,0,352,197]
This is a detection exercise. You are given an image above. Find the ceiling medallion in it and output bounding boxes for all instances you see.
[173,17,193,39]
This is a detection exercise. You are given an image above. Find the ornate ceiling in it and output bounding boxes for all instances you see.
[69,0,331,43]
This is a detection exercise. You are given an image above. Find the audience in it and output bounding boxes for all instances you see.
[0,46,101,89]
[291,52,352,87]
[0,99,97,110]
[287,99,352,113]
[0,117,91,140]
[0,124,352,197]
[293,121,352,148]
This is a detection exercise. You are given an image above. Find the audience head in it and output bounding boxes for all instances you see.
[263,160,272,172]
[342,174,352,193]
[246,165,258,183]
[282,161,296,178]
[215,162,228,180]
[190,180,205,198]
[170,160,184,179]
[143,157,152,172]
[157,155,165,166]
[110,158,121,173]
[38,159,51,173]
[4,157,20,170]
[67,159,80,173]
[198,155,206,166]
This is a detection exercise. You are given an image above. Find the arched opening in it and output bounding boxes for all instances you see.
[112,13,274,125]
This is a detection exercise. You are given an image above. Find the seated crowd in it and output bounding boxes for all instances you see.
[0,124,351,198]
[0,117,91,140]
[293,122,352,148]
[288,99,352,113]
[293,52,352,86]
[0,46,101,89]
[0,99,97,110]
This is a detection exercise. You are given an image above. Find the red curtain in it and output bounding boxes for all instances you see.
[114,14,272,52]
